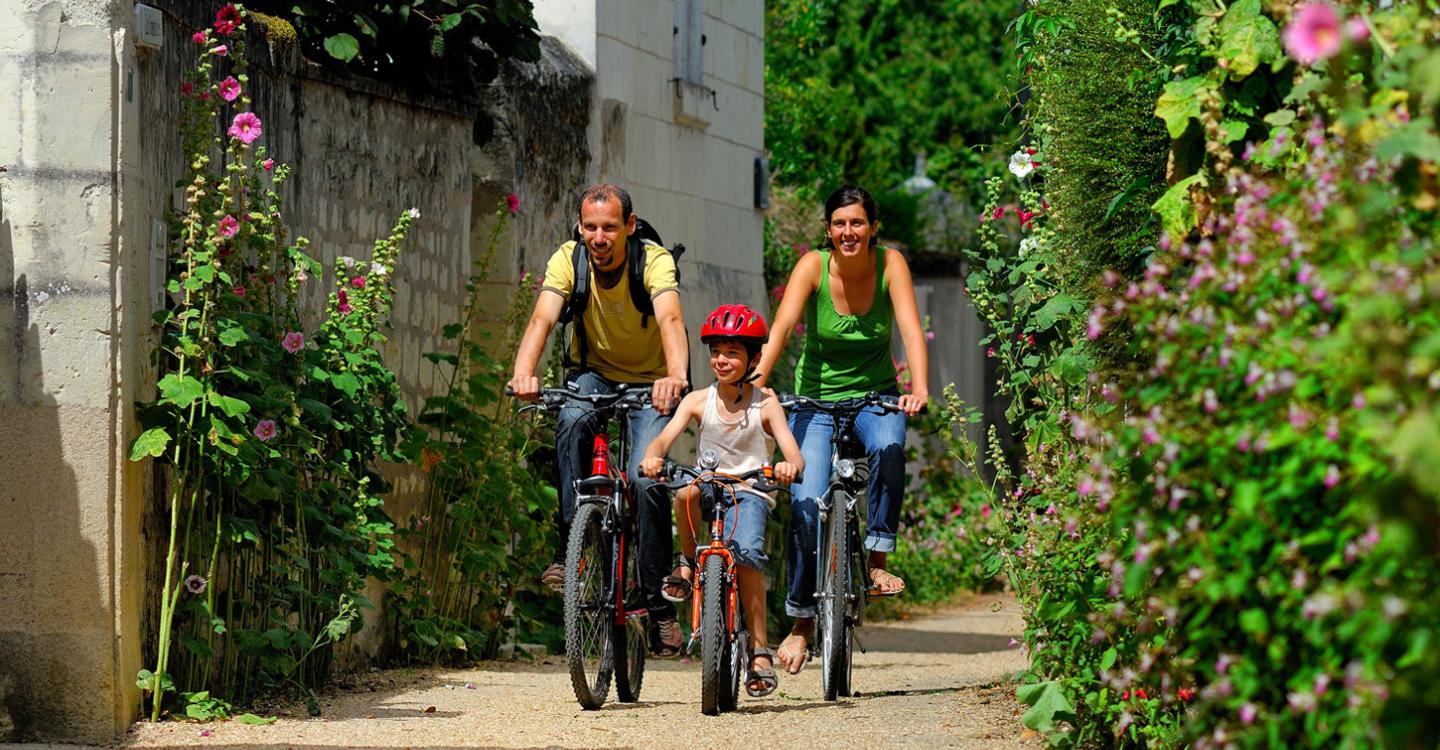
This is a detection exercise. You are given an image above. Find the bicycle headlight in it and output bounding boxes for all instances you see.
[698,449,720,471]
[835,459,857,479]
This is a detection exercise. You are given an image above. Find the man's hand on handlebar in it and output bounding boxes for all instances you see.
[898,392,928,416]
[640,456,665,480]
[650,376,687,415]
[507,374,540,401]
[773,461,800,485]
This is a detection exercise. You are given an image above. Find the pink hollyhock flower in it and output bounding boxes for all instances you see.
[214,4,240,35]
[281,331,304,353]
[506,193,521,214]
[925,330,935,341]
[253,419,277,441]
[212,44,228,56]
[350,276,366,289]
[337,289,352,314]
[198,91,211,101]
[231,285,246,297]
[980,503,991,519]
[770,284,786,301]
[1239,702,1258,724]
[218,76,241,102]
[217,214,239,238]
[180,81,194,95]
[227,112,262,144]
[1323,464,1341,488]
[192,31,207,44]
[1346,15,1368,41]
[199,728,213,737]
[1284,3,1344,65]
[263,158,274,172]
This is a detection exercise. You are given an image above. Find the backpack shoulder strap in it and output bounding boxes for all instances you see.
[561,241,591,371]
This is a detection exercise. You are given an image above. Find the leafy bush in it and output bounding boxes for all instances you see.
[134,11,415,717]
[977,0,1440,746]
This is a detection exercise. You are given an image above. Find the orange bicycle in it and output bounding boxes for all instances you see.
[659,452,782,715]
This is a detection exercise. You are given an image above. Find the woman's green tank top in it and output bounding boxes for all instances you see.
[793,248,897,400]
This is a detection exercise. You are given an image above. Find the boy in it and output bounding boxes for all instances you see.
[640,303,804,698]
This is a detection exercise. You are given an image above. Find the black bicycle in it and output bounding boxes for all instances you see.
[515,383,652,709]
[781,392,907,701]
[657,453,781,715]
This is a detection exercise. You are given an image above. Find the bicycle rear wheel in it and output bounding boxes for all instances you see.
[613,528,646,702]
[819,493,852,702]
[699,554,726,716]
[564,501,614,709]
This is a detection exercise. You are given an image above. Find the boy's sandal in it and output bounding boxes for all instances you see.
[661,556,694,603]
[745,647,779,698]
[866,567,906,597]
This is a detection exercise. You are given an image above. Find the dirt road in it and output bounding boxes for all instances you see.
[123,593,1039,749]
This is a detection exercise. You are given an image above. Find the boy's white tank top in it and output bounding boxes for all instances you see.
[696,384,775,478]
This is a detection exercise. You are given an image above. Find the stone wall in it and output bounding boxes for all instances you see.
[0,0,593,741]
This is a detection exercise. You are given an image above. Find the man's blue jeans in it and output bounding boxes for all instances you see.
[555,371,674,621]
[783,399,907,618]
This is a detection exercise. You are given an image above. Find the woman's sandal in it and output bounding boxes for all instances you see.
[745,647,779,697]
[867,567,907,597]
[661,556,694,603]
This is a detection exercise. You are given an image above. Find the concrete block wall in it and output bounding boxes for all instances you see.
[532,0,769,371]
[0,0,138,742]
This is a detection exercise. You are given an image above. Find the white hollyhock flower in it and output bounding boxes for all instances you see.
[371,261,388,277]
[408,207,421,219]
[340,256,356,270]
[1019,236,1039,257]
[1009,150,1034,179]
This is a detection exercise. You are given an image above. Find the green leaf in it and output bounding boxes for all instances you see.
[208,392,251,418]
[157,373,206,407]
[331,371,361,397]
[218,325,249,346]
[1239,607,1270,636]
[1220,119,1249,143]
[129,427,172,461]
[1032,294,1080,330]
[1233,480,1260,516]
[1017,680,1075,734]
[1100,647,1117,671]
[1216,0,1282,78]
[136,669,156,691]
[439,12,462,31]
[233,713,277,725]
[1154,76,1211,138]
[1150,172,1207,240]
[323,33,361,62]
[1262,108,1297,127]
[1377,121,1440,162]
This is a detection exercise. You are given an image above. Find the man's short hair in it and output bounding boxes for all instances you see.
[578,184,633,222]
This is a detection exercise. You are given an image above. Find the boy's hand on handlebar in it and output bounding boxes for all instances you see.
[507,374,540,401]
[640,456,665,479]
[898,392,927,416]
[651,376,687,415]
[773,461,800,485]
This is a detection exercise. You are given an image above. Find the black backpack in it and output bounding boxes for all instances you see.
[558,217,686,372]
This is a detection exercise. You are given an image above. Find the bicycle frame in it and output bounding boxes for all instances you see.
[690,486,740,640]
[576,419,648,627]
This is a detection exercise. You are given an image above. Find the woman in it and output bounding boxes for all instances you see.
[753,185,929,675]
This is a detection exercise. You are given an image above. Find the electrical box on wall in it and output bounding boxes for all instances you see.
[754,156,770,210]
[135,4,163,49]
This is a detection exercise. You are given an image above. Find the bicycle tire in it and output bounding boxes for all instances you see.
[720,598,745,712]
[819,493,851,702]
[613,528,646,702]
[564,502,614,709]
[699,554,726,716]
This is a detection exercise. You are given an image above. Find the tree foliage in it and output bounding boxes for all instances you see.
[247,0,542,101]
[765,0,1019,202]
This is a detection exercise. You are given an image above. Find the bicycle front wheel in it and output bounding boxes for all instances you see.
[699,554,726,716]
[819,494,852,702]
[564,501,614,709]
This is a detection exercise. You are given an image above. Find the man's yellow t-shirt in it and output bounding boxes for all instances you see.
[543,240,678,383]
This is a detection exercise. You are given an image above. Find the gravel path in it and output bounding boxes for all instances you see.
[121,593,1039,749]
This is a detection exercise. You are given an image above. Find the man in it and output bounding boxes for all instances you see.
[508,184,689,655]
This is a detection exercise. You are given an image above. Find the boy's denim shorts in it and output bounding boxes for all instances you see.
[697,489,771,571]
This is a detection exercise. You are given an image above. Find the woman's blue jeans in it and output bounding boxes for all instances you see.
[783,400,907,618]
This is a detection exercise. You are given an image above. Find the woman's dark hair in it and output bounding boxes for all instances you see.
[824,185,879,225]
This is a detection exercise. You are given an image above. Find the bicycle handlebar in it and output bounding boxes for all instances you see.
[656,460,783,495]
[776,392,914,416]
[505,383,655,413]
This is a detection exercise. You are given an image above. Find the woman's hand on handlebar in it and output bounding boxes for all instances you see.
[898,392,928,416]
[640,456,666,479]
[773,461,800,485]
[507,375,540,401]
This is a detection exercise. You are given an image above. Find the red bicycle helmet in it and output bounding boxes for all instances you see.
[701,303,768,345]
